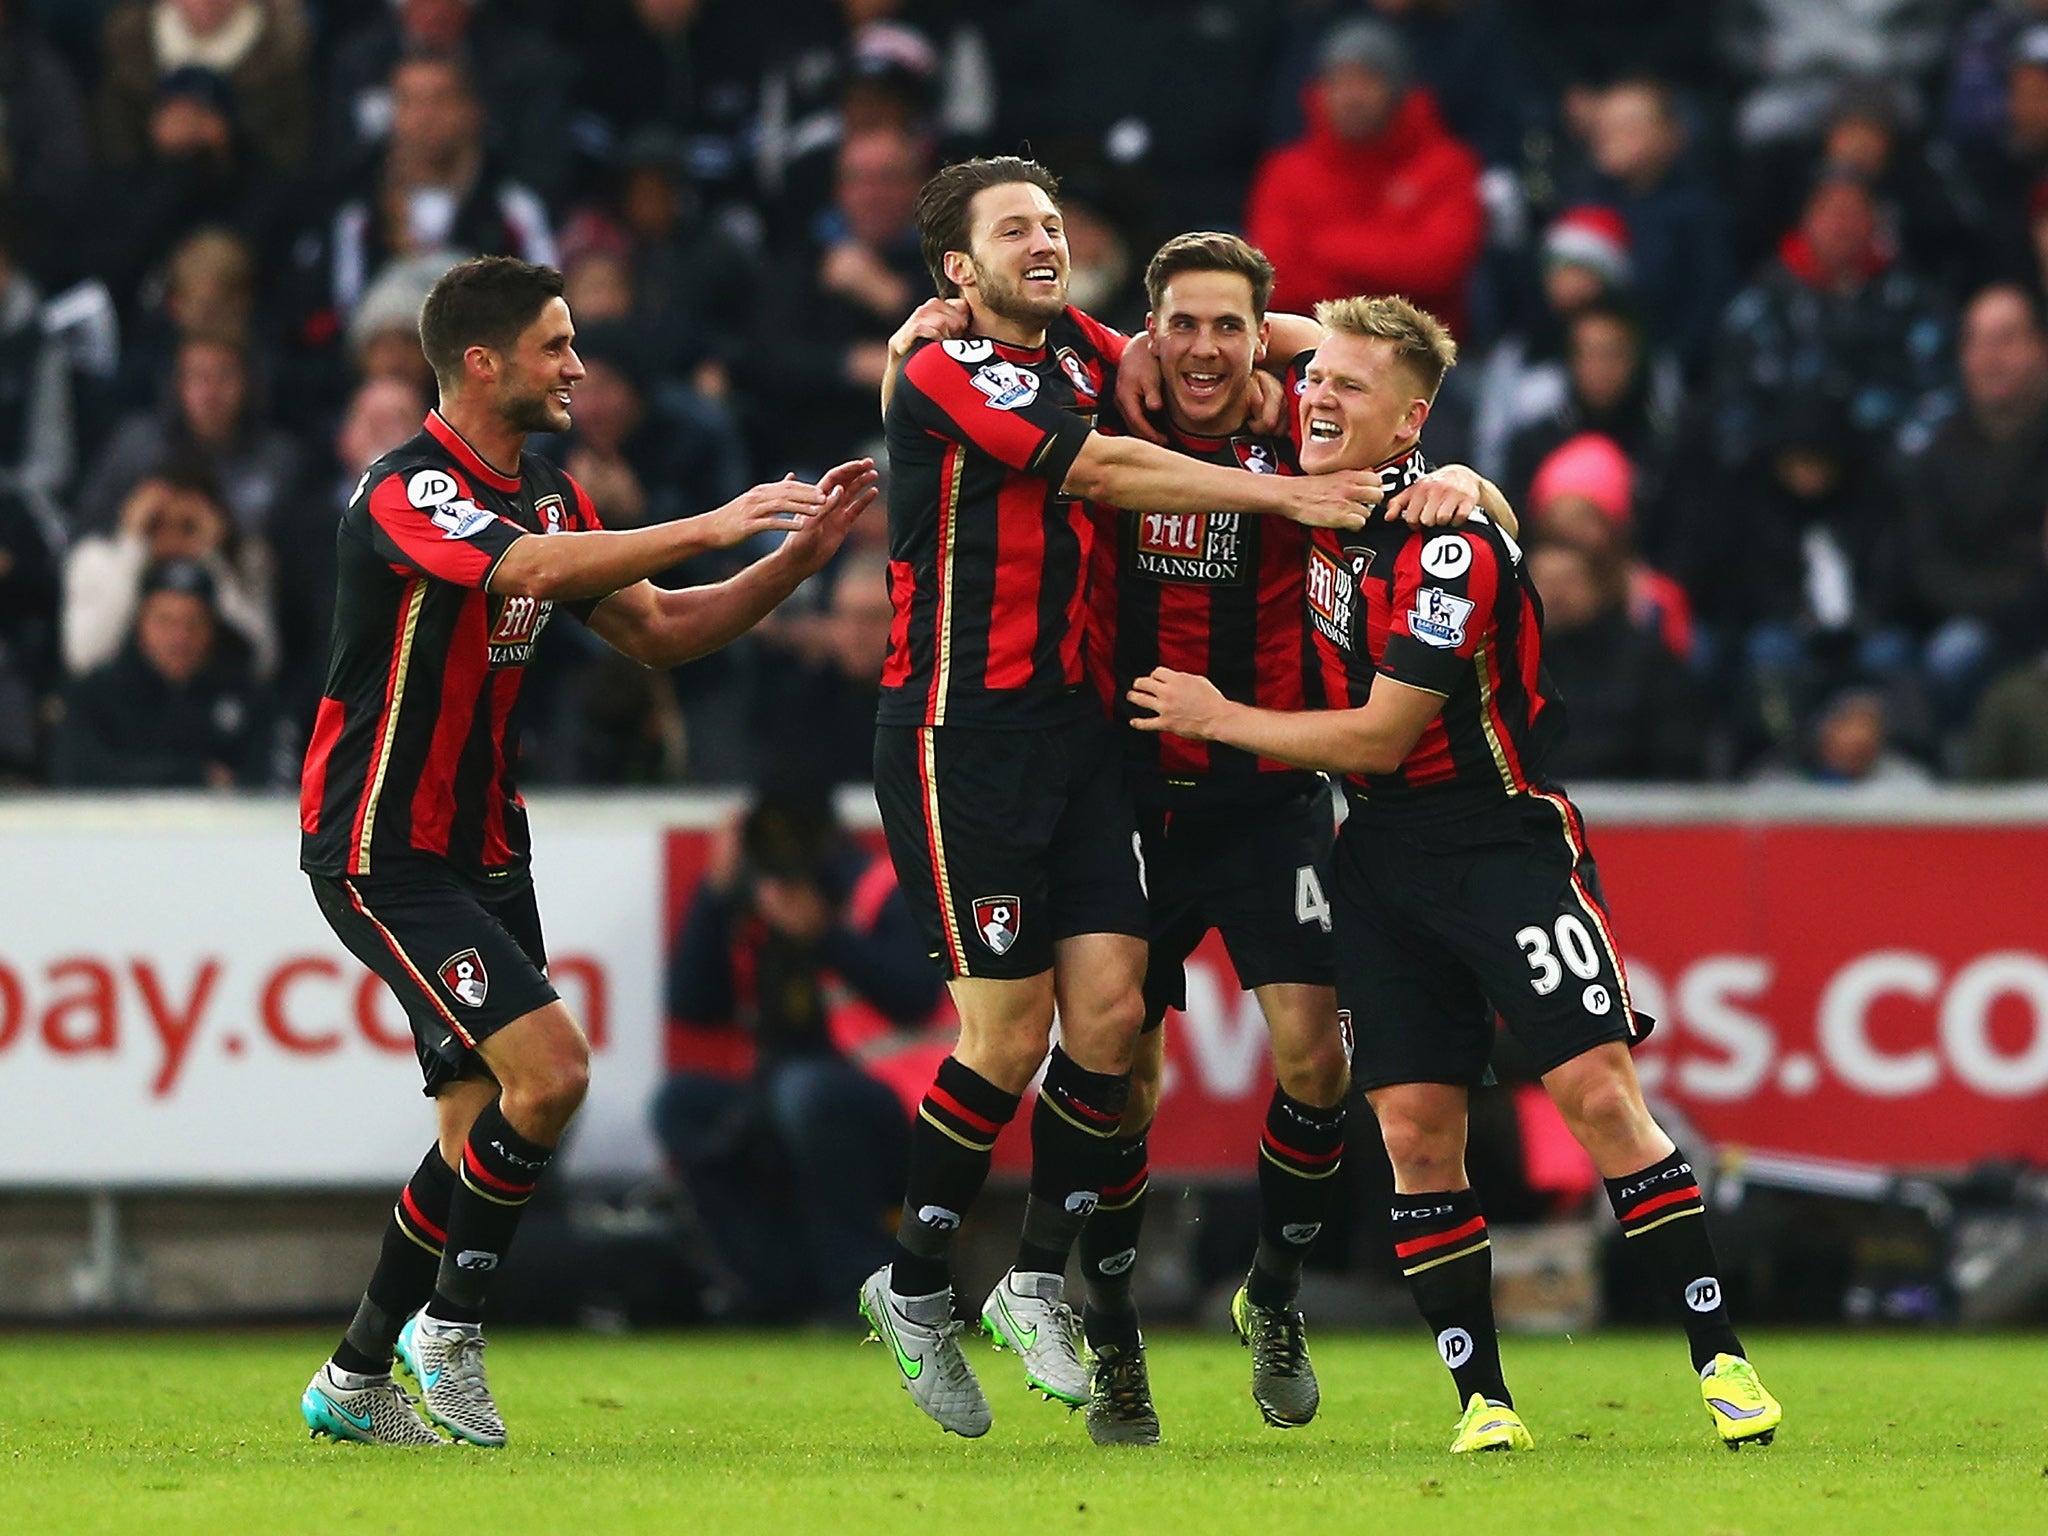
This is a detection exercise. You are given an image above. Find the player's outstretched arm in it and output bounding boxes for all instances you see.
[489,470,858,603]
[583,460,879,669]
[1064,432,1377,530]
[1127,666,1443,776]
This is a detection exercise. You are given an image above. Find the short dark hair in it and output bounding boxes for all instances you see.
[914,155,1060,298]
[1144,231,1275,319]
[418,256,565,390]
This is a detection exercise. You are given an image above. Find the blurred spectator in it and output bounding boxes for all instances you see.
[1749,685,1933,788]
[77,331,301,538]
[1958,24,2048,286]
[91,65,275,305]
[0,487,59,778]
[1248,19,1482,332]
[652,787,935,1318]
[343,250,453,401]
[569,0,774,215]
[1510,0,1721,101]
[1579,77,1731,372]
[94,0,310,172]
[1056,166,1149,334]
[270,375,427,735]
[1893,282,2048,724]
[110,224,254,418]
[1718,0,1956,146]
[52,557,275,787]
[1947,0,2048,143]
[325,0,569,201]
[1528,431,1695,660]
[0,216,77,519]
[1528,540,1705,779]
[1713,171,1949,470]
[0,0,91,285]
[1966,650,2048,779]
[744,124,928,474]
[1500,292,1684,514]
[1732,77,1975,291]
[746,546,893,786]
[285,49,555,418]
[64,467,276,679]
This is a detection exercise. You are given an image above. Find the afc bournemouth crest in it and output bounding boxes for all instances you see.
[1231,438,1279,474]
[972,896,1021,956]
[439,949,490,1008]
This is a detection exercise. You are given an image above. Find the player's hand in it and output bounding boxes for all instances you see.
[1280,469,1382,530]
[1113,332,1170,445]
[887,297,971,367]
[1387,464,1483,528]
[1246,369,1291,437]
[705,473,829,548]
[781,458,880,575]
[1128,667,1230,740]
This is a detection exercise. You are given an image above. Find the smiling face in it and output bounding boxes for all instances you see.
[1147,268,1268,436]
[490,296,584,436]
[1296,331,1430,473]
[950,180,1069,332]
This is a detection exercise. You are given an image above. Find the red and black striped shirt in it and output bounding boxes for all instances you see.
[879,307,1123,729]
[1307,444,1563,813]
[1085,403,1321,808]
[298,411,606,879]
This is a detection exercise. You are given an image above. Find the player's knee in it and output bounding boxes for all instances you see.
[508,1038,590,1126]
[1377,1113,1461,1183]
[1276,1038,1350,1109]
[1563,1069,1648,1149]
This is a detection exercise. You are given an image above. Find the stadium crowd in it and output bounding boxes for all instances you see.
[8,0,2048,790]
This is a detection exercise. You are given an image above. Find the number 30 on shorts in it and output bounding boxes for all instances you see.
[1516,914,1603,996]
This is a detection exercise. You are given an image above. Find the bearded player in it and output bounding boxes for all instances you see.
[1129,295,1784,1455]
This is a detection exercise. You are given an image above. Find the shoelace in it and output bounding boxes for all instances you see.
[1249,1307,1307,1378]
[929,1319,978,1389]
[1044,1300,1083,1369]
[442,1334,494,1405]
[1095,1353,1152,1415]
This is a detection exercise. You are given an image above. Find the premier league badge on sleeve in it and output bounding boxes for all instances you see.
[971,361,1040,411]
[972,896,1021,956]
[438,948,490,1008]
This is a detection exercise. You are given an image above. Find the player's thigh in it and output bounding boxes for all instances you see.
[1044,716,1148,950]
[1255,983,1347,1107]
[1331,822,1496,1095]
[1133,805,1210,1025]
[1051,930,1148,1074]
[310,868,558,1097]
[874,723,1061,981]
[1432,798,1644,1079]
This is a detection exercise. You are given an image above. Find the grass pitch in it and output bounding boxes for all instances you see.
[0,1329,2032,1536]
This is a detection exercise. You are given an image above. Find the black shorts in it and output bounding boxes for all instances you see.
[1139,778,1337,1023]
[309,863,559,1095]
[1333,789,1650,1092]
[875,715,1148,979]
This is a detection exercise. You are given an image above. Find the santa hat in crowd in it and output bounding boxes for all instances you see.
[1529,432,1635,525]
[1543,205,1632,287]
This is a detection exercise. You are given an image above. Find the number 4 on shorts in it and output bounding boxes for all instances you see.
[1294,866,1332,933]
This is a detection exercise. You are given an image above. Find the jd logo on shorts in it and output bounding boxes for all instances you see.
[439,948,489,1008]
[973,897,1021,956]
[1686,1277,1721,1313]
[1437,1327,1474,1368]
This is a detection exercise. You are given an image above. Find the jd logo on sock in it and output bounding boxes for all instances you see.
[1063,1190,1100,1217]
[1686,1276,1721,1312]
[916,1205,961,1232]
[1097,1247,1138,1277]
[455,1250,499,1272]
[1281,1222,1323,1245]
[1437,1327,1473,1368]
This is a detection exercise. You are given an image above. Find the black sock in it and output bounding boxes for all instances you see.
[333,1144,456,1375]
[1078,1127,1150,1349]
[1391,1187,1511,1409]
[891,1056,1021,1296]
[1605,1148,1744,1371]
[1015,1048,1129,1277]
[427,1100,554,1324]
[1247,1086,1345,1310]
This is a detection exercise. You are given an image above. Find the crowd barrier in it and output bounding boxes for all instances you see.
[3,786,2046,1188]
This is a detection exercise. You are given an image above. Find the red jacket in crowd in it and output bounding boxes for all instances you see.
[1246,84,1485,337]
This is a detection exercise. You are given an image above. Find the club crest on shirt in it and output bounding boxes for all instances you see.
[438,948,489,1008]
[1409,586,1475,649]
[535,493,566,534]
[973,896,1021,956]
[1133,510,1244,584]
[1055,346,1097,402]
[1231,438,1279,474]
[971,360,1039,411]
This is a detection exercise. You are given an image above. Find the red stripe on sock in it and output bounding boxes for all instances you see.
[463,1142,536,1197]
[1393,1213,1488,1260]
[1052,1091,1120,1125]
[926,1083,1002,1137]
[399,1186,447,1245]
[1262,1130,1344,1167]
[1625,1185,1702,1224]
[1101,1166,1150,1202]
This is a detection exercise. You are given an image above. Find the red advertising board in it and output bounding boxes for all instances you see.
[663,821,2048,1176]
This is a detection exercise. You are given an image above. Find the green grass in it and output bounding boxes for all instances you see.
[0,1329,2035,1535]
